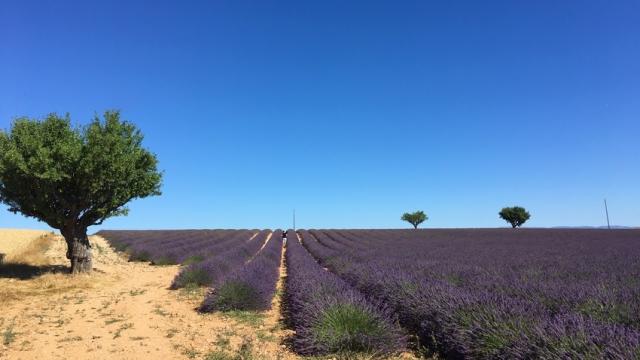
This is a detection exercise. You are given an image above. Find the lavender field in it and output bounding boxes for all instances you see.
[99,228,640,359]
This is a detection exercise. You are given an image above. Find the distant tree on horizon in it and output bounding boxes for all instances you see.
[499,206,531,228]
[0,111,162,273]
[401,211,428,229]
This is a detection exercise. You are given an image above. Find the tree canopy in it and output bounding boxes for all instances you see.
[499,206,531,228]
[0,111,162,272]
[401,211,428,229]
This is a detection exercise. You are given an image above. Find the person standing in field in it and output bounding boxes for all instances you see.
[282,230,288,247]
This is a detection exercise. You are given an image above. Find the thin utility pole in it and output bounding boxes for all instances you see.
[604,199,611,230]
[293,209,296,231]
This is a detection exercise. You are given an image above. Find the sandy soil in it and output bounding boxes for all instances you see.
[0,231,298,360]
[0,229,51,257]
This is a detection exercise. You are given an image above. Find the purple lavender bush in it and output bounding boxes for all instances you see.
[301,229,640,359]
[98,229,238,265]
[199,230,283,312]
[285,230,406,356]
[170,230,270,289]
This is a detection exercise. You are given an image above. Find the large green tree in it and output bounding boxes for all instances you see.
[0,111,162,273]
[499,206,531,228]
[401,210,428,229]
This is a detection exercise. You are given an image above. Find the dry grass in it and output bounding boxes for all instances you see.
[5,232,55,265]
[0,229,50,257]
[0,273,100,306]
[0,233,103,307]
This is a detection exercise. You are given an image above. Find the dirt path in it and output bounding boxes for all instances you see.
[0,233,298,360]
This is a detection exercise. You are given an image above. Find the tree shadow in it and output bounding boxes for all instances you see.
[0,263,69,280]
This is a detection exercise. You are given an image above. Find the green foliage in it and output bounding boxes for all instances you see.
[544,333,605,359]
[312,303,386,353]
[179,283,206,300]
[151,256,177,266]
[204,351,235,360]
[0,111,162,230]
[223,311,265,327]
[127,249,152,262]
[237,337,255,360]
[2,321,17,346]
[182,254,206,265]
[214,281,261,311]
[179,268,212,287]
[453,307,532,358]
[401,210,428,229]
[576,299,633,326]
[204,337,255,360]
[498,206,531,228]
[110,242,130,253]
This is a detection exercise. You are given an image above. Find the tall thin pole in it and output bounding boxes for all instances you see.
[293,209,296,231]
[604,199,611,230]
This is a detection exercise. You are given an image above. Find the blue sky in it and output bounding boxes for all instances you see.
[1,1,638,231]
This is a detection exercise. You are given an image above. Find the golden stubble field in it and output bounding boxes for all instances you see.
[0,229,298,360]
[0,229,51,260]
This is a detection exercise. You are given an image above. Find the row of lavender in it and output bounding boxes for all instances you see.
[99,229,284,312]
[171,229,271,289]
[300,229,640,358]
[97,229,265,288]
[97,229,253,265]
[199,230,283,312]
[284,230,405,355]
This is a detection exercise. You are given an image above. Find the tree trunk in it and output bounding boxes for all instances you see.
[413,224,418,229]
[62,227,92,274]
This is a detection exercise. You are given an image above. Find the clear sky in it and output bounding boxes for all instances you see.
[1,1,638,232]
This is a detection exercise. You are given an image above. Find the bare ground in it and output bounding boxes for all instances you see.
[0,231,298,360]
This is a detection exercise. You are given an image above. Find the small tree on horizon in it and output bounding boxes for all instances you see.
[499,206,531,228]
[401,211,428,229]
[0,111,162,273]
